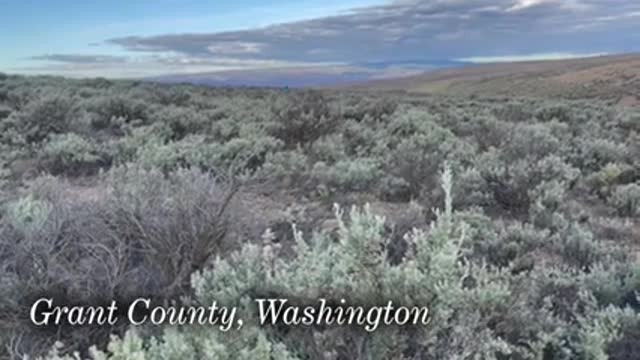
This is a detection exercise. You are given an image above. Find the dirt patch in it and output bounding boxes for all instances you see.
[619,95,640,107]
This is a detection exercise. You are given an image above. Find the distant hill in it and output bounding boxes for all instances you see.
[354,54,640,106]
[150,67,378,88]
[148,59,465,89]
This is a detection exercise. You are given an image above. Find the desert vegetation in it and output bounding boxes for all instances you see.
[360,54,640,107]
[0,73,639,359]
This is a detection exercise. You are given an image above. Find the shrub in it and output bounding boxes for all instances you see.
[376,175,412,202]
[260,150,310,184]
[269,90,340,147]
[341,119,388,158]
[478,152,579,215]
[343,96,398,122]
[3,193,52,235]
[492,101,535,123]
[552,223,606,270]
[585,163,629,199]
[38,133,107,175]
[42,165,635,360]
[309,134,347,163]
[18,96,74,143]
[2,74,640,360]
[134,137,189,172]
[0,104,11,119]
[535,103,573,123]
[44,165,523,360]
[84,95,150,132]
[386,131,456,199]
[454,167,492,208]
[573,138,630,172]
[467,114,509,151]
[152,105,207,140]
[311,158,381,192]
[608,183,640,217]
[529,180,570,230]
[206,136,283,172]
[502,122,561,161]
[125,133,282,174]
[385,109,442,142]
[0,166,236,356]
[111,124,173,164]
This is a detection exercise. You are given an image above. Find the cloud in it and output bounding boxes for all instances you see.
[18,54,341,78]
[27,54,129,64]
[207,41,265,55]
[106,0,639,63]
[457,52,609,63]
[21,0,640,79]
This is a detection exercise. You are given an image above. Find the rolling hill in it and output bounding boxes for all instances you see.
[356,54,640,105]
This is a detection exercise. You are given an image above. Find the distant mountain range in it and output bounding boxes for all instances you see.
[149,59,468,88]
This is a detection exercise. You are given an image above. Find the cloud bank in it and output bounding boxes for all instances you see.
[23,0,640,79]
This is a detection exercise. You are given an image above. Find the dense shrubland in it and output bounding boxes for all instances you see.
[0,74,639,359]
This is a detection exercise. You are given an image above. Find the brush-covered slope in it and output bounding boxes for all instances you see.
[358,54,640,105]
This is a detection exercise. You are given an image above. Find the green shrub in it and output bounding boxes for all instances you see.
[269,90,339,148]
[152,105,207,140]
[553,223,606,270]
[111,124,173,164]
[384,109,442,142]
[574,138,630,172]
[535,103,573,123]
[42,165,636,360]
[39,133,106,175]
[84,95,150,132]
[309,134,347,163]
[466,113,509,150]
[4,193,52,235]
[1,75,639,360]
[18,96,75,143]
[386,131,457,199]
[502,123,561,161]
[207,136,283,171]
[608,183,640,217]
[260,150,310,183]
[341,119,388,158]
[0,104,11,119]
[478,152,579,215]
[44,166,521,360]
[376,175,412,202]
[585,163,628,198]
[529,180,570,230]
[311,158,381,192]
[454,167,492,208]
[134,137,189,172]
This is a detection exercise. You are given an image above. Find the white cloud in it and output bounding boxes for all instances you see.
[16,55,341,79]
[19,0,640,78]
[207,42,264,55]
[457,52,609,63]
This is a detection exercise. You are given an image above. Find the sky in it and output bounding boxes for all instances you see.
[1,0,639,79]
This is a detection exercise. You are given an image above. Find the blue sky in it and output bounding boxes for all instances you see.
[2,0,639,79]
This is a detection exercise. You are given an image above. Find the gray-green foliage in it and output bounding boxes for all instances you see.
[17,95,75,143]
[0,166,235,357]
[608,183,640,217]
[41,166,640,360]
[43,166,515,359]
[39,133,105,174]
[311,157,381,192]
[1,75,639,360]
